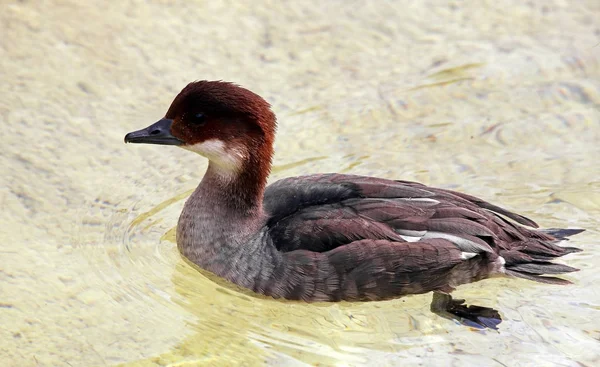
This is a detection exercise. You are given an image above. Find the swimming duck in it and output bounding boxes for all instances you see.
[125,81,582,329]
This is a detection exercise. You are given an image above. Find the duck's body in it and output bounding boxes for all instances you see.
[125,80,582,328]
[178,170,579,303]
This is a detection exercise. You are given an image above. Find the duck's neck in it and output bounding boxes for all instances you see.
[176,141,273,273]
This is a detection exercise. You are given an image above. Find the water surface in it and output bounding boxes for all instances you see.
[1,1,599,366]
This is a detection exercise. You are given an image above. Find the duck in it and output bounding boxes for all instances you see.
[124,80,583,329]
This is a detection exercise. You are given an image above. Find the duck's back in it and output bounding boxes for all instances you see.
[260,174,581,301]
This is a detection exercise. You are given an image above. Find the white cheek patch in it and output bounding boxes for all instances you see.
[183,139,245,172]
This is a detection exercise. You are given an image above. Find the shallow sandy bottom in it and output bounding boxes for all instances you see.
[1,1,599,366]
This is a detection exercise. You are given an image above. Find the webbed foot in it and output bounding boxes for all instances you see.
[430,292,502,330]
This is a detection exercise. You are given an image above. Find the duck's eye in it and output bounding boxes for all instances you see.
[190,113,206,125]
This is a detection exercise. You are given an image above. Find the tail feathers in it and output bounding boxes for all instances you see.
[504,256,580,285]
[507,262,578,275]
[502,227,582,285]
[524,249,581,261]
[504,269,574,285]
[541,228,585,241]
[518,240,582,260]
